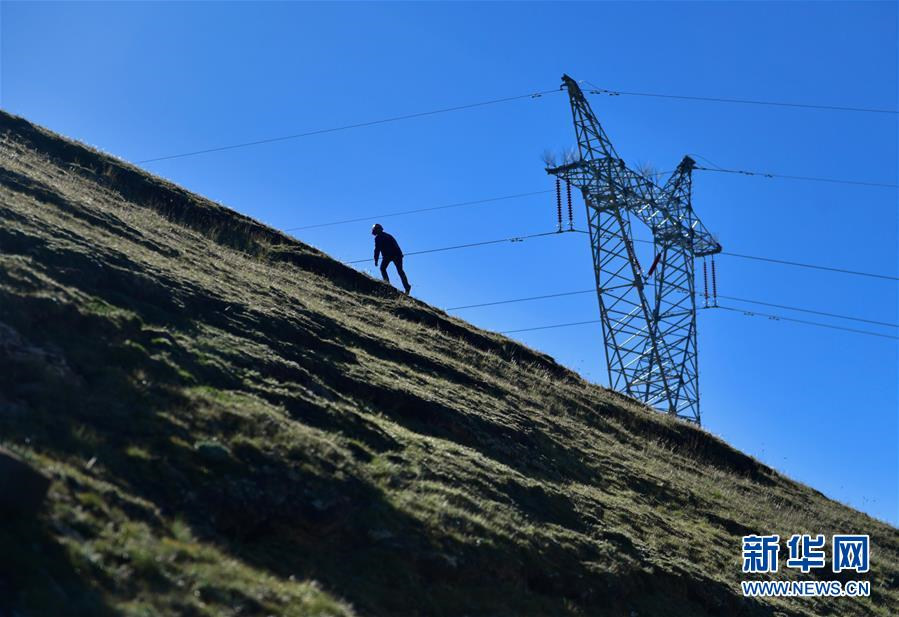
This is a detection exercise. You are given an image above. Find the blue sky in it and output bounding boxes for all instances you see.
[2,2,896,524]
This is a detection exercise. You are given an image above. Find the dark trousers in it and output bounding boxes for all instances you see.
[380,255,410,289]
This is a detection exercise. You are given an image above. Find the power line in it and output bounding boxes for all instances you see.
[137,89,559,164]
[689,152,897,188]
[694,166,898,189]
[569,230,898,281]
[714,295,897,328]
[500,309,896,340]
[716,306,898,340]
[584,82,898,115]
[720,250,899,281]
[502,319,602,334]
[447,288,896,329]
[345,229,569,264]
[285,189,551,231]
[448,289,593,311]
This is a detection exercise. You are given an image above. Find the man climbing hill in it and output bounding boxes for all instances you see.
[372,223,412,295]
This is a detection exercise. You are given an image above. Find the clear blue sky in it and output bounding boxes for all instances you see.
[2,2,896,524]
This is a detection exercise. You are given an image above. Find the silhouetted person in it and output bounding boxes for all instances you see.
[372,223,412,295]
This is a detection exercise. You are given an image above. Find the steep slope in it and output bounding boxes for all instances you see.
[0,110,896,617]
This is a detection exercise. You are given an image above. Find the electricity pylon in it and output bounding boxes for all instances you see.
[546,74,721,425]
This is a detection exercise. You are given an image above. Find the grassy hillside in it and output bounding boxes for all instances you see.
[0,110,895,617]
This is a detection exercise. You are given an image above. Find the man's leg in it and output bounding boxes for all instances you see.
[380,258,391,282]
[394,256,412,294]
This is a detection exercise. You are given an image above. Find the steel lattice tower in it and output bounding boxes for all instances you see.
[546,74,721,424]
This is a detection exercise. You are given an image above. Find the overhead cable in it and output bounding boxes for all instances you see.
[138,89,559,164]
[501,309,896,340]
[345,229,570,264]
[569,230,898,281]
[584,81,898,115]
[285,190,552,231]
[447,288,895,329]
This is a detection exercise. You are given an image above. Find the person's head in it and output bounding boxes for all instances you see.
[371,223,383,236]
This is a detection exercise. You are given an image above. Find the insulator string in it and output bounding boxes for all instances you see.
[703,259,709,308]
[711,257,719,307]
[556,178,563,232]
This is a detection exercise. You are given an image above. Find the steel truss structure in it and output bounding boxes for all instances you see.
[546,74,721,424]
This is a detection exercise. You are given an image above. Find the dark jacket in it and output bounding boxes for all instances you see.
[374,231,403,261]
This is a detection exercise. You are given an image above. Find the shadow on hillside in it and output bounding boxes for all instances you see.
[0,518,115,617]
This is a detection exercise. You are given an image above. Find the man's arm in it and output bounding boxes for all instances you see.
[373,243,381,265]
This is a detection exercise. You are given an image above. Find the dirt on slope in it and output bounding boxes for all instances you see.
[0,110,896,617]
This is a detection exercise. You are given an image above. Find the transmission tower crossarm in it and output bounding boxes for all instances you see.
[547,159,720,257]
